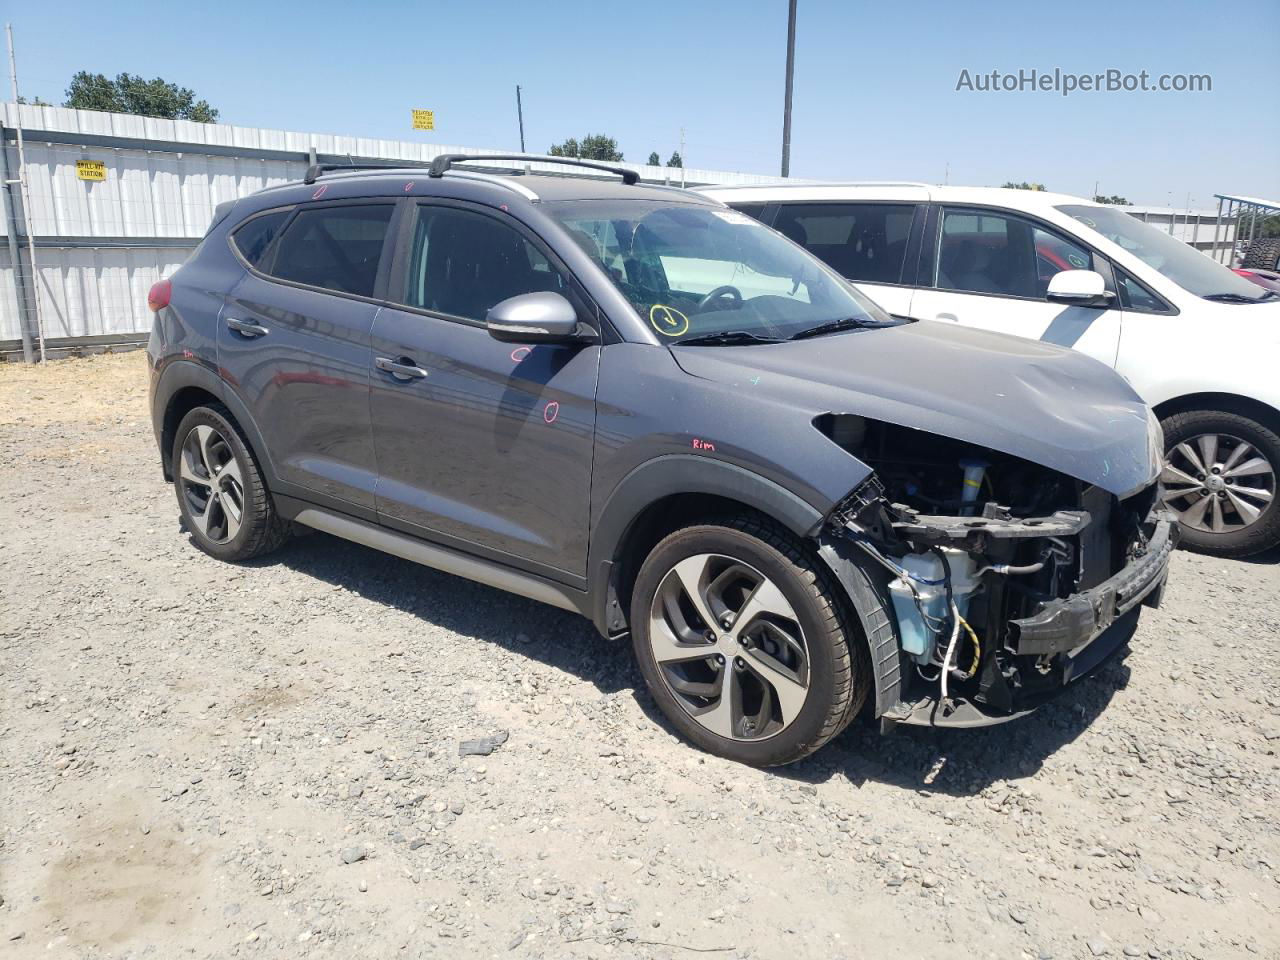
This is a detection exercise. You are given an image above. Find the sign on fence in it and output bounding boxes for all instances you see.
[76,159,107,181]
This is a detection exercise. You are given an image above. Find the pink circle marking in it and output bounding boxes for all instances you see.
[311,184,328,200]
[404,181,415,193]
[543,401,560,424]
[510,346,531,362]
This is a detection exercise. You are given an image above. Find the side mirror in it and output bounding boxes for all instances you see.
[485,292,587,344]
[1046,269,1112,307]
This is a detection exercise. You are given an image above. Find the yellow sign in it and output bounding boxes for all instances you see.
[411,109,435,131]
[76,159,106,182]
[649,304,689,338]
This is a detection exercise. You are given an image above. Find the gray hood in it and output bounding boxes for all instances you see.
[671,320,1159,498]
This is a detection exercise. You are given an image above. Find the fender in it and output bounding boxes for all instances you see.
[587,454,826,636]
[153,358,280,490]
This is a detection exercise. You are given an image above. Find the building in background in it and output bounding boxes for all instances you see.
[0,103,807,359]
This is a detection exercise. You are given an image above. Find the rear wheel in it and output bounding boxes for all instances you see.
[171,404,290,562]
[1161,408,1280,557]
[630,516,867,766]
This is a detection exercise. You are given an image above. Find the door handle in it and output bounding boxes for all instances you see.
[375,356,429,380]
[935,312,959,323]
[227,317,269,337]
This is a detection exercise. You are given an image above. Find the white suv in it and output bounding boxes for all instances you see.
[697,183,1280,557]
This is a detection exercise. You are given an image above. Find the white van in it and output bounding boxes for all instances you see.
[698,184,1280,557]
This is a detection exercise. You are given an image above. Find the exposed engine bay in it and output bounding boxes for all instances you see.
[817,415,1176,727]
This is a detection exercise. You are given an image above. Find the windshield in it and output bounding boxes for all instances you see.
[1058,204,1273,302]
[544,200,895,341]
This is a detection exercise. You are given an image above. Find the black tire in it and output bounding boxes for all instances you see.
[630,515,869,767]
[1241,237,1280,272]
[1161,408,1280,558]
[171,403,290,562]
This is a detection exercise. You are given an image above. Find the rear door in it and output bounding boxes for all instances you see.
[768,202,924,317]
[220,199,397,512]
[909,205,1123,367]
[369,200,600,578]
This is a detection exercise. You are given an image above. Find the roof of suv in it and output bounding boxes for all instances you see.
[695,182,1101,212]
[257,166,717,205]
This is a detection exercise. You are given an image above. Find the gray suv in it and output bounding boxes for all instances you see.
[147,155,1175,766]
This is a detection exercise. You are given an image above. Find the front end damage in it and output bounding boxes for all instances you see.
[816,417,1177,729]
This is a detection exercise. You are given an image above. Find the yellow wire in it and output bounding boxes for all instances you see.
[958,615,981,678]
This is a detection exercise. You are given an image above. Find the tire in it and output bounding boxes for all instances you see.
[171,403,290,562]
[630,515,868,767]
[1241,237,1280,272]
[1161,408,1280,558]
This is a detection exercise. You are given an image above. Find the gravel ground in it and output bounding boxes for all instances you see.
[2,352,1279,960]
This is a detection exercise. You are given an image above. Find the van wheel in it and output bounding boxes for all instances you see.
[630,515,868,766]
[1161,408,1280,557]
[171,404,290,562]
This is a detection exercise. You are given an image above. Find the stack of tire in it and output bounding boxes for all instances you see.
[1243,237,1280,271]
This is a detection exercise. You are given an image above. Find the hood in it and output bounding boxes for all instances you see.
[670,320,1159,498]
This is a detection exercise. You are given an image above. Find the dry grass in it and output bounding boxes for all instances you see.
[0,350,150,428]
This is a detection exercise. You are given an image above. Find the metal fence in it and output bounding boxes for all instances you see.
[1,102,804,359]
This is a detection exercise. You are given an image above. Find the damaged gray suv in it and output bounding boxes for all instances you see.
[147,155,1176,766]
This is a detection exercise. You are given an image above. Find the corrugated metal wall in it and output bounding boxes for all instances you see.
[1,103,806,350]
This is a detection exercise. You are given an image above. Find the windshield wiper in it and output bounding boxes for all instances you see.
[675,330,785,346]
[1203,291,1277,303]
[788,317,882,340]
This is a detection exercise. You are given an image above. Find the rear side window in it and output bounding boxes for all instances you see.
[729,203,768,222]
[268,204,395,297]
[772,203,915,284]
[231,210,290,267]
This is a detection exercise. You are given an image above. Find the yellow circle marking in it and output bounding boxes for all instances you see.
[649,304,689,338]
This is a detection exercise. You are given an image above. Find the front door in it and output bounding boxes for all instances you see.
[369,201,600,578]
[220,201,397,511]
[909,205,1122,368]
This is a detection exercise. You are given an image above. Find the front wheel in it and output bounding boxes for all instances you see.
[630,516,868,767]
[1161,408,1280,557]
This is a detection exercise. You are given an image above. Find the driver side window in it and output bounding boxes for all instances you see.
[935,208,1092,300]
[400,205,571,321]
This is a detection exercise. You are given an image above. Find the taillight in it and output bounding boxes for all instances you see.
[147,278,172,312]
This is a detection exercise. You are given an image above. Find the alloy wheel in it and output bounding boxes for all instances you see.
[1162,433,1276,534]
[179,424,245,544]
[647,553,810,741]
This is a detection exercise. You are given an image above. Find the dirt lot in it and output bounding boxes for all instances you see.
[2,351,1279,960]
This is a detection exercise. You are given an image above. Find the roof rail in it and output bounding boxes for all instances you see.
[695,180,934,191]
[428,153,639,185]
[302,162,419,185]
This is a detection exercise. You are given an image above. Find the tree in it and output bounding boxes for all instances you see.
[647,151,661,166]
[548,134,622,162]
[667,151,683,168]
[1093,194,1131,205]
[1002,181,1045,191]
[64,71,219,122]
[16,95,52,106]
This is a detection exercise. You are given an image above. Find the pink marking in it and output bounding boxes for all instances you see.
[510,346,531,362]
[311,184,328,200]
[691,438,716,452]
[543,401,560,424]
[499,203,509,212]
[404,181,415,193]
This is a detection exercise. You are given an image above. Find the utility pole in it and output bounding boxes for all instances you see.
[679,126,686,188]
[515,85,525,153]
[6,23,44,362]
[780,0,798,177]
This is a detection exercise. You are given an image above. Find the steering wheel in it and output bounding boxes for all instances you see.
[697,285,743,311]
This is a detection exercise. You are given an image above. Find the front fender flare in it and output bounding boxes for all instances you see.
[587,455,826,636]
